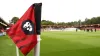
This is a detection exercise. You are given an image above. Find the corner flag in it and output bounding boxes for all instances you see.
[7,4,37,56]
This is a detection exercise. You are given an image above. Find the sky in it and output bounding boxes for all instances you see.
[0,0,100,23]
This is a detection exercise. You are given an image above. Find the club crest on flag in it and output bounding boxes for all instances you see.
[21,20,34,35]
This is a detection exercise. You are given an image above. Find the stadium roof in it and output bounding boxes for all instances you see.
[0,18,9,27]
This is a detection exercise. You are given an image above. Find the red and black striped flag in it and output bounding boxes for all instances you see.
[7,4,38,56]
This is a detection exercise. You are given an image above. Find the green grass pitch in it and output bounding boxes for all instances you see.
[0,31,100,56]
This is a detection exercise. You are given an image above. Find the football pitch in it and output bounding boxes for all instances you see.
[0,31,100,56]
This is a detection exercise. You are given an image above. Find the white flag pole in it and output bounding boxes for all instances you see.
[16,46,19,56]
[33,3,42,56]
[34,35,41,56]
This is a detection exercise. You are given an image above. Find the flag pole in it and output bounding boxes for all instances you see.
[16,46,19,56]
[33,3,42,56]
[34,35,41,56]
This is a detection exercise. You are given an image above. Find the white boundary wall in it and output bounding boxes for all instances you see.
[42,28,80,31]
